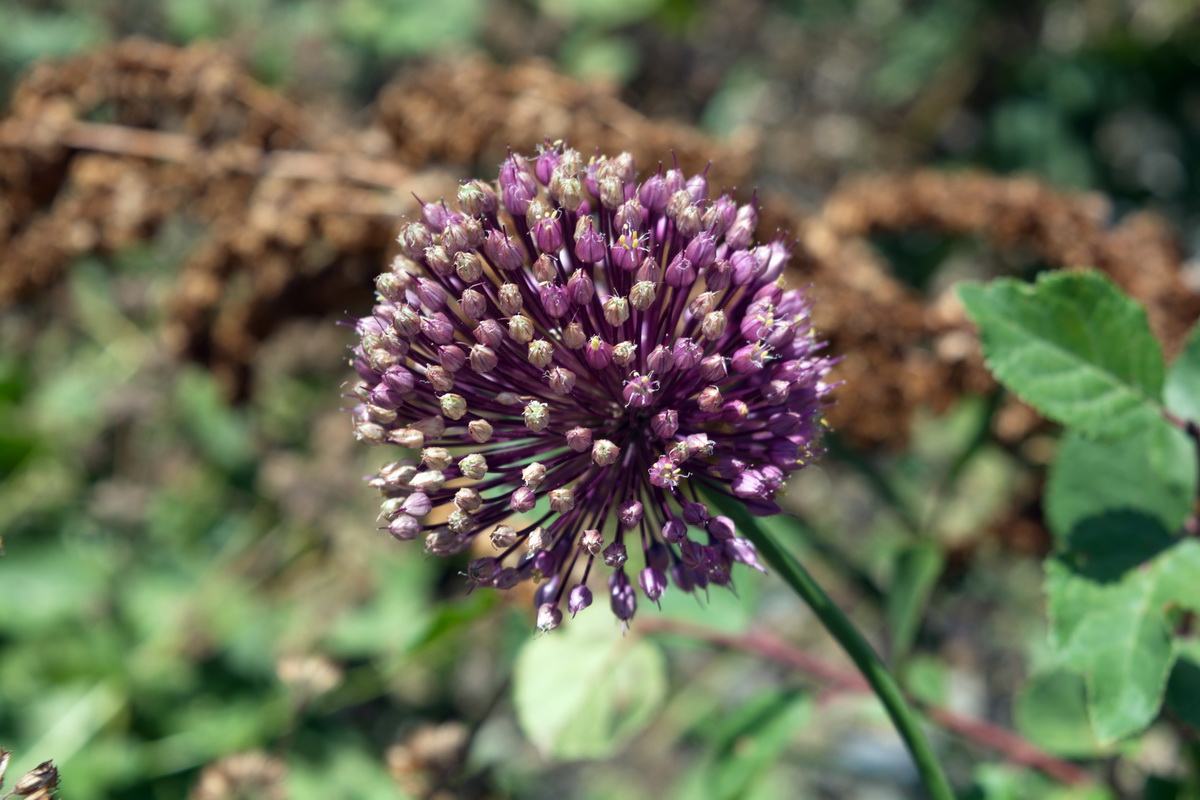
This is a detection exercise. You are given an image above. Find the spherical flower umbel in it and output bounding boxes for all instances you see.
[350,143,834,631]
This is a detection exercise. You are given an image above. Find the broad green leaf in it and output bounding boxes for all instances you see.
[1164,321,1200,422]
[1045,421,1196,551]
[1045,540,1200,742]
[957,271,1165,438]
[886,542,944,660]
[1014,668,1108,757]
[1046,561,1173,742]
[514,609,667,760]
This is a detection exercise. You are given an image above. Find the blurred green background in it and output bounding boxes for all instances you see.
[2,1,1199,798]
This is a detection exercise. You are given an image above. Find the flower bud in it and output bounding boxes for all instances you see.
[439,344,466,372]
[527,525,552,551]
[651,409,679,439]
[397,220,433,260]
[548,367,576,395]
[508,314,534,343]
[592,439,619,466]
[603,542,628,567]
[458,453,488,479]
[532,253,557,283]
[457,179,497,217]
[630,281,657,310]
[460,288,487,320]
[619,499,643,528]
[467,419,493,443]
[585,336,613,370]
[497,282,523,315]
[491,524,517,549]
[702,310,727,340]
[469,344,498,373]
[647,344,674,375]
[562,322,586,349]
[580,529,604,554]
[472,318,504,348]
[612,341,637,367]
[523,462,547,489]
[699,354,728,381]
[455,487,483,511]
[455,251,484,282]
[439,392,467,419]
[567,269,594,305]
[539,283,569,318]
[549,488,575,513]
[537,603,563,632]
[622,373,655,408]
[510,486,536,512]
[421,447,452,470]
[484,229,525,271]
[566,426,592,452]
[603,296,630,326]
[424,244,453,276]
[426,366,454,392]
[698,385,724,412]
[528,339,554,368]
[523,400,549,432]
[574,216,605,264]
[568,584,593,616]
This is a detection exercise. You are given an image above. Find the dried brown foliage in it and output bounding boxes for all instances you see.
[3,39,1198,449]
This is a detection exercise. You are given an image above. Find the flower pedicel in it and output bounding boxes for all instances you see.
[349,144,834,631]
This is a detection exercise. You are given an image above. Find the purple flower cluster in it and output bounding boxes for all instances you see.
[350,144,833,630]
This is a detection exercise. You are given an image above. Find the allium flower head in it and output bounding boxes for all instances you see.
[350,143,834,630]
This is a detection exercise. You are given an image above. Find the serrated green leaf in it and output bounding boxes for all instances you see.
[957,271,1165,438]
[1164,321,1200,423]
[1014,668,1108,757]
[513,609,667,760]
[1045,422,1196,552]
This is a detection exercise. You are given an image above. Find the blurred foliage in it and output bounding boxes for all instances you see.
[3,0,1200,797]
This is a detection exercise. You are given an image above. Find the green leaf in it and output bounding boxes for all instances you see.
[1164,321,1200,422]
[1045,421,1196,552]
[1045,540,1200,742]
[957,271,1165,438]
[886,542,944,661]
[513,609,667,760]
[1014,668,1108,757]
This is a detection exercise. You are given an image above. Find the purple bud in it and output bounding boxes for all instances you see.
[708,515,736,540]
[610,572,637,622]
[686,172,708,202]
[457,180,497,217]
[726,203,757,250]
[473,318,504,348]
[585,336,613,370]
[639,566,668,602]
[397,220,433,259]
[665,253,696,288]
[725,537,766,573]
[438,344,466,372]
[618,499,643,528]
[651,409,679,439]
[638,172,668,212]
[706,258,732,292]
[672,338,702,370]
[419,313,455,345]
[422,201,452,232]
[537,603,563,632]
[401,492,432,517]
[484,229,525,271]
[535,147,560,185]
[603,541,628,567]
[382,365,415,394]
[510,486,536,512]
[539,283,570,318]
[567,269,595,304]
[566,426,593,452]
[682,500,710,525]
[723,399,750,424]
[732,470,767,499]
[615,198,644,233]
[574,217,606,264]
[647,345,675,375]
[611,231,644,272]
[568,584,593,616]
[664,168,686,195]
[533,213,564,253]
[730,249,764,285]
[662,517,687,543]
[684,231,717,269]
[387,514,421,540]
[699,354,728,382]
[460,288,487,320]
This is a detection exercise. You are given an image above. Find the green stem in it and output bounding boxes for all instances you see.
[706,491,956,799]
